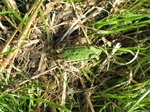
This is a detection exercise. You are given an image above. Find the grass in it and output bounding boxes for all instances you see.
[0,0,150,112]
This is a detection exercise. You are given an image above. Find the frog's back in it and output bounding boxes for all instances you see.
[57,45,102,61]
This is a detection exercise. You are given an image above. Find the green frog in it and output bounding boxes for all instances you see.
[57,45,102,62]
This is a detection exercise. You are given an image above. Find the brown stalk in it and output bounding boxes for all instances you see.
[0,0,43,72]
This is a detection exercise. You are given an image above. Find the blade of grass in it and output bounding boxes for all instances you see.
[127,87,150,112]
[19,94,72,112]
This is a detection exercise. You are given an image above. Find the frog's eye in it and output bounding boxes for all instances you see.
[89,53,95,58]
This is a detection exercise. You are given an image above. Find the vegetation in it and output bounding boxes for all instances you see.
[0,0,150,112]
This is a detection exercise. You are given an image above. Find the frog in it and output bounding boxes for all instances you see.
[56,45,102,62]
